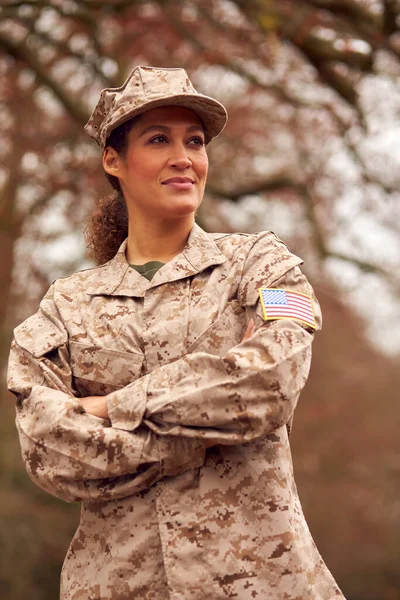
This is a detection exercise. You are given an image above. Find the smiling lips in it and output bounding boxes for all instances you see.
[162,177,195,190]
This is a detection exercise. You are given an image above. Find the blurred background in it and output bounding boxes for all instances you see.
[0,1,399,598]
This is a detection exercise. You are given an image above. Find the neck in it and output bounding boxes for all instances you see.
[126,215,195,265]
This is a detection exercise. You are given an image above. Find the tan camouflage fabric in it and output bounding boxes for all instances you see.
[8,223,346,600]
[84,66,228,147]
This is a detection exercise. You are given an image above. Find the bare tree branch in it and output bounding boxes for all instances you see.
[325,107,399,195]
[231,0,399,116]
[1,0,110,59]
[29,25,117,87]
[306,0,383,28]
[324,250,400,296]
[324,250,381,274]
[0,33,89,125]
[207,174,400,291]
[207,171,328,260]
[164,8,297,105]
[75,0,141,11]
[206,173,302,202]
[1,0,93,25]
[383,0,400,35]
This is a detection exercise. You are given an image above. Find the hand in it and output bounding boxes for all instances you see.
[79,396,109,420]
[242,318,255,343]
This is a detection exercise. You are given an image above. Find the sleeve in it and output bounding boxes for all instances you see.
[7,286,205,504]
[106,234,322,445]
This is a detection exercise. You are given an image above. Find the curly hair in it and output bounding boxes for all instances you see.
[85,117,140,265]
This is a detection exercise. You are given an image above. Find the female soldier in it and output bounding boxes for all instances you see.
[8,66,345,599]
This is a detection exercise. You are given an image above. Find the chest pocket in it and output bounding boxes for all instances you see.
[69,341,144,397]
[186,300,247,356]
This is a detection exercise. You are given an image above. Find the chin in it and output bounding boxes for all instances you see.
[162,200,200,218]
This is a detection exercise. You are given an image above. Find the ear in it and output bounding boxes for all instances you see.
[102,146,123,177]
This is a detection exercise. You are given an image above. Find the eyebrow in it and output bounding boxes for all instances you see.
[138,124,204,137]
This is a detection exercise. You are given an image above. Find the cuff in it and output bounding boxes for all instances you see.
[158,435,206,478]
[107,375,149,431]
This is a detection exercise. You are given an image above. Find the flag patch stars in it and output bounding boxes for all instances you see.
[258,288,317,330]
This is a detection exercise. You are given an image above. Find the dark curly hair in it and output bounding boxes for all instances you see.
[85,116,140,265]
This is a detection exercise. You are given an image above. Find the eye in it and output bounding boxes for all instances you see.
[149,134,168,144]
[188,136,205,147]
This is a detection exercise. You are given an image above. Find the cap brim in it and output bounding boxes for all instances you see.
[99,93,227,147]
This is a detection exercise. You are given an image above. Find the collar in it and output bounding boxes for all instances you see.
[85,222,226,297]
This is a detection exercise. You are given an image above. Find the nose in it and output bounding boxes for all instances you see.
[168,143,192,170]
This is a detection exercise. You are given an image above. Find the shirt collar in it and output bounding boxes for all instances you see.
[85,222,226,297]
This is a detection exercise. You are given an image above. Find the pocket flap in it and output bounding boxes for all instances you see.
[69,341,144,387]
[14,311,68,358]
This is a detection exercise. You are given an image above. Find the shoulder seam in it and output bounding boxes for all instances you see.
[52,262,109,285]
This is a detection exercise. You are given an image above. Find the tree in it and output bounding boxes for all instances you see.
[0,1,399,598]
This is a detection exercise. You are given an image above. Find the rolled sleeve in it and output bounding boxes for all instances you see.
[107,374,148,431]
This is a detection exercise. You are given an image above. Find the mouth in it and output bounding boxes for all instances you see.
[162,177,195,190]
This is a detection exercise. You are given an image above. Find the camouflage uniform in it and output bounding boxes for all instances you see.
[8,224,346,599]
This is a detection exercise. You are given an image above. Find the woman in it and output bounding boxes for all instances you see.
[8,66,345,599]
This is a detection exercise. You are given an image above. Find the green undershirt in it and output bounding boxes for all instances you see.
[129,261,165,281]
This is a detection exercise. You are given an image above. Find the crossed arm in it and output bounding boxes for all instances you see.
[8,317,257,503]
[79,319,256,423]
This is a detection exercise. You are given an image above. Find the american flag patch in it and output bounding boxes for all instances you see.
[258,288,317,330]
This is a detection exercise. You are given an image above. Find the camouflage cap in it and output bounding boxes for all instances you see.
[84,66,228,147]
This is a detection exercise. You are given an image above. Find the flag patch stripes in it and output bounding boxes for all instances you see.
[258,288,316,330]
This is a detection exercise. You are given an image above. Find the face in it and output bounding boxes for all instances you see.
[103,105,208,222]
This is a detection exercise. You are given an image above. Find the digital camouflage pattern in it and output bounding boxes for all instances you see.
[84,66,228,147]
[8,224,346,600]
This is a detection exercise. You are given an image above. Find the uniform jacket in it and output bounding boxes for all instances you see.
[8,224,345,600]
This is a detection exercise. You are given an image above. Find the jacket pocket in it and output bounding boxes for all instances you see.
[186,300,247,356]
[69,341,144,396]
